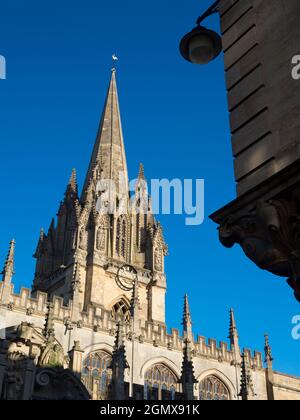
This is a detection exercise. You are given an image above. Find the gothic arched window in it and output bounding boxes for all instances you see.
[81,351,112,400]
[144,364,178,400]
[111,300,131,323]
[199,376,230,400]
[116,216,128,259]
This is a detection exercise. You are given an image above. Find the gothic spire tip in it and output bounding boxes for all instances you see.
[112,54,118,72]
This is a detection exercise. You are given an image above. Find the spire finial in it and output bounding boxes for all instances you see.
[228,308,241,364]
[109,317,129,400]
[179,337,197,400]
[39,228,44,241]
[112,54,118,72]
[264,333,273,367]
[2,239,15,281]
[138,163,145,180]
[229,308,238,342]
[239,351,255,400]
[69,168,77,188]
[65,168,78,197]
[239,352,249,401]
[182,294,193,341]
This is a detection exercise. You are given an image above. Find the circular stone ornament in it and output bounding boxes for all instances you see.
[116,264,138,291]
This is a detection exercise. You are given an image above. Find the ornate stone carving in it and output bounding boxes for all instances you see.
[36,369,55,387]
[7,302,14,311]
[154,247,162,272]
[96,227,106,251]
[93,324,100,333]
[39,341,64,367]
[63,317,73,334]
[218,197,300,301]
[26,307,34,316]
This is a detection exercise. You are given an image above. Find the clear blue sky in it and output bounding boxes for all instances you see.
[1,0,300,376]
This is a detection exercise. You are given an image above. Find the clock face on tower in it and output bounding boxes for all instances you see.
[116,264,138,291]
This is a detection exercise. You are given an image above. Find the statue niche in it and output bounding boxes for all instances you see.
[96,227,106,252]
[39,341,65,368]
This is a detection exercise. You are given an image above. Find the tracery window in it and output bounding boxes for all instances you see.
[144,364,178,400]
[111,299,131,323]
[116,215,128,259]
[199,376,230,400]
[81,351,112,400]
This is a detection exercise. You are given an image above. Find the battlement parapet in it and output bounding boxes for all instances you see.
[0,282,263,369]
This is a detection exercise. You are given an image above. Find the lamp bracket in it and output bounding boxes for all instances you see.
[196,0,221,26]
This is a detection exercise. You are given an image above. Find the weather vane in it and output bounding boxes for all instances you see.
[112,53,118,70]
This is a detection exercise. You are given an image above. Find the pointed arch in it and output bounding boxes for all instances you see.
[197,369,235,400]
[141,358,180,401]
[140,357,181,380]
[110,296,131,322]
[81,343,113,357]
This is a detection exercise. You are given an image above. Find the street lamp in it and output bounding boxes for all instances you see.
[179,0,222,65]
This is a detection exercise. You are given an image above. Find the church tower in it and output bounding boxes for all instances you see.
[32,68,168,325]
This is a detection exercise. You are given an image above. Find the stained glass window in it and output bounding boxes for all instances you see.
[199,376,230,400]
[144,364,178,400]
[81,351,112,400]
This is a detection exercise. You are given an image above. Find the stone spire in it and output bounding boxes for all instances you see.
[81,69,129,204]
[109,317,129,400]
[179,338,197,400]
[65,168,78,197]
[264,333,273,368]
[138,163,145,180]
[239,352,254,400]
[229,308,237,341]
[134,162,150,220]
[239,352,249,400]
[1,239,15,283]
[0,239,15,305]
[43,302,55,341]
[264,334,275,400]
[182,294,193,342]
[179,294,196,399]
[228,308,241,364]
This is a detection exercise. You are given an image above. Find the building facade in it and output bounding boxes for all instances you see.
[0,69,300,400]
[210,0,300,302]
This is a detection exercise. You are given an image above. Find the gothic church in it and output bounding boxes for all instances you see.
[1,69,300,400]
